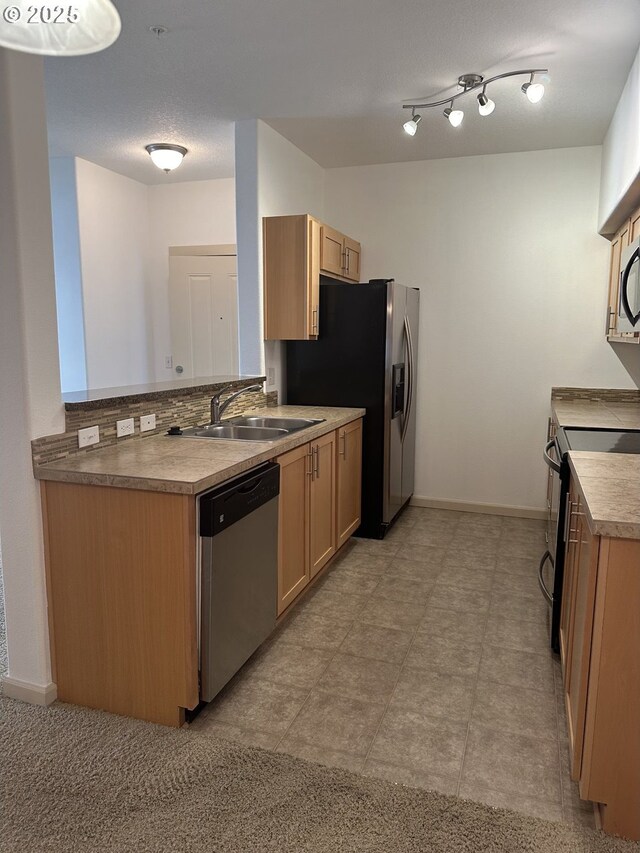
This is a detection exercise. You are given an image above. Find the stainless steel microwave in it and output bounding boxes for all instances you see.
[618,236,640,333]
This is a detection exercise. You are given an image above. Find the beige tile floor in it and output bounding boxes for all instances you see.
[190,507,594,828]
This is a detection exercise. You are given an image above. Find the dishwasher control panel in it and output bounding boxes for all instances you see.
[199,462,280,537]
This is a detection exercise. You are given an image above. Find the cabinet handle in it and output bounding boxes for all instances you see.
[606,308,616,335]
[339,431,346,458]
[563,494,573,544]
[313,445,320,478]
[306,448,313,478]
[311,306,319,335]
[345,248,350,276]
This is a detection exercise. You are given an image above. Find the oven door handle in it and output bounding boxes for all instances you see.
[538,550,554,607]
[543,438,561,474]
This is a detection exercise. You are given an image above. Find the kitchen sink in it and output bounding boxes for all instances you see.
[179,424,288,442]
[229,416,325,431]
[172,415,325,442]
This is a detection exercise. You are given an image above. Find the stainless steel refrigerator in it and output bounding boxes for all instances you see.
[285,279,419,539]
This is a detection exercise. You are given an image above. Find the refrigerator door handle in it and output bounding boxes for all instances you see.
[401,315,414,444]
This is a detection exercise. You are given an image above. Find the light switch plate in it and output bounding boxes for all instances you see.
[78,425,99,448]
[140,414,156,433]
[267,367,276,387]
[116,418,135,438]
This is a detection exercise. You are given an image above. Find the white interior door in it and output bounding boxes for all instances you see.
[168,253,239,378]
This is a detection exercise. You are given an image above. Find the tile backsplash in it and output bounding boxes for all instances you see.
[33,380,277,467]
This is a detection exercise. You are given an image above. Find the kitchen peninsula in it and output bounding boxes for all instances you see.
[33,377,364,728]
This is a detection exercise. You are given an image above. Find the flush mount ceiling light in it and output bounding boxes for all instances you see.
[403,111,422,136]
[402,69,547,135]
[0,0,120,56]
[145,143,188,173]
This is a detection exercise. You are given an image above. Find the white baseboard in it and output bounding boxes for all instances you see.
[2,675,57,706]
[410,496,546,520]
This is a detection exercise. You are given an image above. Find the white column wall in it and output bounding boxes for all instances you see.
[0,49,65,701]
[235,120,325,394]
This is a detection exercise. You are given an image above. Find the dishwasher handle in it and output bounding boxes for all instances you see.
[200,462,280,537]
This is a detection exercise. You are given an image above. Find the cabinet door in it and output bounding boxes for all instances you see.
[263,215,319,341]
[565,507,599,781]
[343,237,361,282]
[309,431,336,578]
[580,538,640,840]
[320,225,345,278]
[607,220,630,338]
[276,443,312,615]
[336,419,363,548]
[630,205,640,244]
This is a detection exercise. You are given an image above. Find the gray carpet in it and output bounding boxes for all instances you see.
[1,696,637,853]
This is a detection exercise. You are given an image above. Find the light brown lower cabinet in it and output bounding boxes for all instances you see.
[276,443,311,613]
[41,481,199,728]
[309,430,337,578]
[276,418,362,615]
[336,419,363,549]
[560,477,640,841]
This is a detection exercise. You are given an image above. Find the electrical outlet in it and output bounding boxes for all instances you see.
[267,367,276,387]
[78,425,99,448]
[140,414,156,433]
[116,418,135,438]
[165,356,173,369]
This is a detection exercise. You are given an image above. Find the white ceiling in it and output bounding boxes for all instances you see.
[44,0,640,185]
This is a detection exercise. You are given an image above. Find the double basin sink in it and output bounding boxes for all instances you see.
[176,415,325,442]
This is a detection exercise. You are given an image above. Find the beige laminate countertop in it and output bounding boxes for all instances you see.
[567,452,640,539]
[34,405,365,495]
[551,397,640,539]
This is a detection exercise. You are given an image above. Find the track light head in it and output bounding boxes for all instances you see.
[477,90,495,116]
[443,102,464,127]
[403,113,422,136]
[522,74,545,103]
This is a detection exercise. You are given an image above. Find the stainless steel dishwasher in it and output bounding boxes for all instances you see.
[199,461,279,702]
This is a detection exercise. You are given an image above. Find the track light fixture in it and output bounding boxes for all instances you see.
[401,68,547,135]
[403,111,422,136]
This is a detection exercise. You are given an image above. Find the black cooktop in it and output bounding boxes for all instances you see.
[563,426,640,454]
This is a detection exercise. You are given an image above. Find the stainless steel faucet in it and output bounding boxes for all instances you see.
[210,383,263,425]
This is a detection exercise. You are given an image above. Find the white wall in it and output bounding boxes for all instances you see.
[235,119,325,392]
[324,147,636,512]
[49,157,87,392]
[147,177,236,379]
[75,157,152,390]
[599,45,640,234]
[49,161,238,391]
[0,49,65,700]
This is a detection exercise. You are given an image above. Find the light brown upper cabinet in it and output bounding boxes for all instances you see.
[263,214,321,341]
[336,418,363,549]
[320,225,361,283]
[263,214,362,340]
[606,203,640,343]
